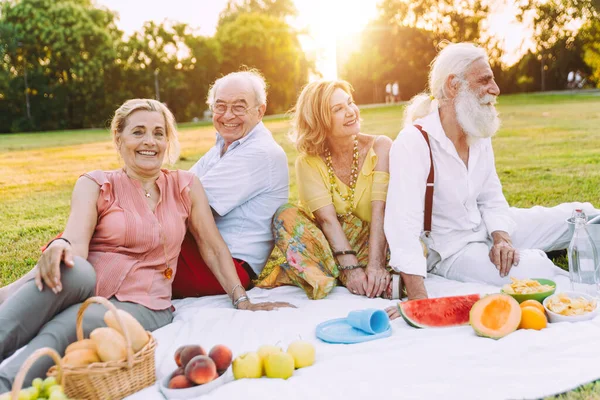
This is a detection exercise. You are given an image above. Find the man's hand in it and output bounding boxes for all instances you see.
[365,265,390,298]
[340,268,368,296]
[490,231,520,278]
[400,272,428,301]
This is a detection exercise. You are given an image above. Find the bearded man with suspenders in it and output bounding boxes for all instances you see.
[383,43,599,318]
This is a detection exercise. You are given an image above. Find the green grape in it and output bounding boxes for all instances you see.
[48,392,67,400]
[31,378,43,391]
[47,386,62,395]
[25,386,39,399]
[40,377,57,396]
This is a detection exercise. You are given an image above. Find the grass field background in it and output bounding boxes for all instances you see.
[1,92,600,398]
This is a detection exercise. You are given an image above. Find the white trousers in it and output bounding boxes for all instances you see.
[430,202,599,287]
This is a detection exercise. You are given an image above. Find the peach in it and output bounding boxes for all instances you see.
[168,375,194,389]
[209,345,233,373]
[185,355,217,385]
[179,345,207,368]
[174,346,187,367]
[171,367,185,379]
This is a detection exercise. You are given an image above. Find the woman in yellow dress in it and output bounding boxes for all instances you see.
[257,80,399,300]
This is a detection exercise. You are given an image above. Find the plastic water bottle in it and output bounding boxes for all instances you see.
[567,209,600,296]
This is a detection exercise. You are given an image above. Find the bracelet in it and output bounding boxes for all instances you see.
[333,250,357,257]
[229,283,244,299]
[233,295,249,309]
[338,264,365,271]
[46,237,71,249]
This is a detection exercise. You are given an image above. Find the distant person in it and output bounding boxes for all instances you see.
[0,99,292,393]
[173,69,290,298]
[385,82,392,104]
[257,80,401,300]
[383,43,600,317]
[567,70,575,89]
[574,70,584,88]
[392,81,400,103]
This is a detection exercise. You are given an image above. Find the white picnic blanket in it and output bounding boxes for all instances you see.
[125,274,600,400]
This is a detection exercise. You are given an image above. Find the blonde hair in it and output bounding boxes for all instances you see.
[290,79,354,156]
[404,42,488,127]
[110,99,180,165]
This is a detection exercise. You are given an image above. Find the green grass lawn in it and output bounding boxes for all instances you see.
[1,93,600,399]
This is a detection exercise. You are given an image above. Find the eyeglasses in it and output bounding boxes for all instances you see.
[210,103,258,116]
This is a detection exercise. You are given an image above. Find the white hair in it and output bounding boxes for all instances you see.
[206,69,268,107]
[403,42,489,127]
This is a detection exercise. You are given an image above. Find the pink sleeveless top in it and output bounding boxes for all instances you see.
[83,169,194,310]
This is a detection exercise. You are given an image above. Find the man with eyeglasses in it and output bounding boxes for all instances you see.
[172,69,290,299]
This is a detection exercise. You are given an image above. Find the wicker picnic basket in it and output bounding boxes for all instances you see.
[11,347,64,400]
[55,296,157,400]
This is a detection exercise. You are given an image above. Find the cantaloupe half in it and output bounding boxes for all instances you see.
[470,294,522,339]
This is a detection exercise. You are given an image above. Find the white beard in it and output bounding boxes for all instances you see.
[455,85,500,143]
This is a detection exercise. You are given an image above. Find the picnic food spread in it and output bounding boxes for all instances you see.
[469,294,522,339]
[168,344,233,388]
[501,277,555,294]
[0,376,69,400]
[396,277,600,340]
[399,294,481,328]
[546,293,597,316]
[232,341,316,380]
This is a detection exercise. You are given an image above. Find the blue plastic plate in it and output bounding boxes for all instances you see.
[316,318,392,344]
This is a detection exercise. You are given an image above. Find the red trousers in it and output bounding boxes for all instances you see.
[172,232,255,299]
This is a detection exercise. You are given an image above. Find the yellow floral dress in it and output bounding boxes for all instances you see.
[256,146,390,299]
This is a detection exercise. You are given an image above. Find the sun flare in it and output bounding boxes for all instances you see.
[294,0,379,80]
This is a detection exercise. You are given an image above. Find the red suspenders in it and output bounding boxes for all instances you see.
[414,125,434,237]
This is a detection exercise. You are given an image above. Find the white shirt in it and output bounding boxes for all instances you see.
[384,110,516,277]
[189,122,289,274]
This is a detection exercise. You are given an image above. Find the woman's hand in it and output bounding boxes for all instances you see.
[236,300,296,311]
[365,265,390,298]
[341,268,368,296]
[35,240,75,293]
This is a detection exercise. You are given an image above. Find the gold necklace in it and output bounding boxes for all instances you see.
[325,135,359,218]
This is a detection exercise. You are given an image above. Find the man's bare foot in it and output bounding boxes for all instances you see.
[385,305,401,320]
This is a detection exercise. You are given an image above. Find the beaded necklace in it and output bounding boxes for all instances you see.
[325,135,359,218]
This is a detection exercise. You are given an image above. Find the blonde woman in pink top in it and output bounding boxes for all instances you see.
[0,99,293,393]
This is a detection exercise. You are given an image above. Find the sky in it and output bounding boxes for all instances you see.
[96,0,531,79]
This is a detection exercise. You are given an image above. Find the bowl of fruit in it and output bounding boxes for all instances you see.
[159,344,234,399]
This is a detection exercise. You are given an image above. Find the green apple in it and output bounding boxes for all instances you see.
[264,352,294,379]
[286,340,316,369]
[232,352,262,379]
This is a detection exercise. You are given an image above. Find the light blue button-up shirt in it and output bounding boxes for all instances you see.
[189,122,289,275]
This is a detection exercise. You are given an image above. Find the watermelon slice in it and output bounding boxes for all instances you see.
[399,294,481,328]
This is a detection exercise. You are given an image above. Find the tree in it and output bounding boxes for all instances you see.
[215,12,311,114]
[218,0,297,26]
[516,0,599,90]
[378,0,490,43]
[0,0,119,131]
[340,0,490,104]
[340,21,436,104]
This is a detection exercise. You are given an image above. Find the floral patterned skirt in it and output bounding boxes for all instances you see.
[256,203,377,300]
